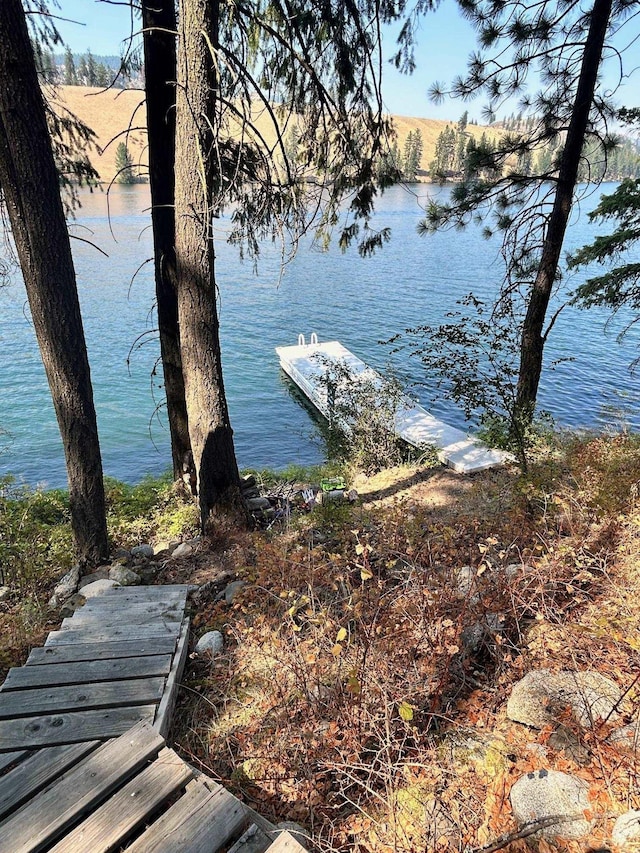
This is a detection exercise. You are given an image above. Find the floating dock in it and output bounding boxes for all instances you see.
[276,335,512,474]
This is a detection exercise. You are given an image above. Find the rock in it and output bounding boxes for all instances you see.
[59,592,86,618]
[346,488,359,503]
[109,566,141,586]
[0,586,10,603]
[246,496,271,511]
[172,542,194,559]
[547,724,590,765]
[612,810,640,845]
[224,580,247,605]
[131,544,154,559]
[455,565,476,597]
[608,723,640,749]
[507,669,623,729]
[49,564,81,606]
[505,562,530,578]
[510,769,592,840]
[195,631,224,656]
[154,540,180,556]
[79,568,110,588]
[81,579,121,598]
[136,564,159,584]
[273,823,310,849]
[111,548,132,565]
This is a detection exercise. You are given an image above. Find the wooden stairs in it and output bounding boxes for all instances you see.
[0,585,307,853]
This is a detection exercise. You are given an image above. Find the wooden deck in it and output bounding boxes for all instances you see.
[276,337,512,473]
[0,584,308,852]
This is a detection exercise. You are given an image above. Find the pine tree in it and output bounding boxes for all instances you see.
[64,46,76,85]
[114,141,135,183]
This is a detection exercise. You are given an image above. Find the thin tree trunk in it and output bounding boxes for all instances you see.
[516,0,613,419]
[174,0,242,526]
[141,0,193,488]
[0,0,108,564]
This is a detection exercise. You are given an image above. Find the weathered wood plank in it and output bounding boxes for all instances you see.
[0,749,28,773]
[45,626,179,646]
[154,619,190,739]
[79,597,185,612]
[80,586,189,605]
[68,605,184,624]
[0,741,98,823]
[47,747,193,853]
[0,705,157,751]
[59,610,183,631]
[0,721,163,853]
[266,832,309,852]
[125,780,248,853]
[0,677,166,720]
[26,637,177,666]
[2,655,172,691]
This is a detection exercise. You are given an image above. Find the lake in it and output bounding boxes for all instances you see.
[1,183,638,488]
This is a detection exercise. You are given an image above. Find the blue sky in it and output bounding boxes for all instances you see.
[53,0,639,123]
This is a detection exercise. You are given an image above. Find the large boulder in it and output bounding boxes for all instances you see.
[510,769,592,840]
[507,669,623,729]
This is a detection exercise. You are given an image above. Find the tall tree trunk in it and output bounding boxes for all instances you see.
[516,0,613,420]
[0,0,108,564]
[141,0,193,487]
[174,0,241,526]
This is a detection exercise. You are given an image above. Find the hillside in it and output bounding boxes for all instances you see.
[52,85,497,183]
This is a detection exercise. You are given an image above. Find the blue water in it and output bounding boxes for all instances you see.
[0,183,638,488]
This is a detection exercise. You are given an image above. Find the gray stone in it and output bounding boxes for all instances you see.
[154,540,180,556]
[172,542,194,559]
[224,580,247,605]
[246,496,271,511]
[59,592,86,619]
[510,769,592,840]
[507,669,623,730]
[81,579,121,598]
[109,566,141,586]
[195,631,224,656]
[455,565,476,596]
[79,568,110,588]
[49,564,81,606]
[273,823,310,849]
[612,810,640,845]
[110,548,131,565]
[505,563,529,578]
[131,544,154,559]
[0,586,10,603]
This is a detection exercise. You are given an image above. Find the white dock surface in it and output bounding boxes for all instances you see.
[276,338,511,474]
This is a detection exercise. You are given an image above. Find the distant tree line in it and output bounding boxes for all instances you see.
[429,111,640,183]
[32,43,136,89]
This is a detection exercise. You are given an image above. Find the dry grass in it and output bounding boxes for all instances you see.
[52,86,148,183]
[49,86,500,183]
[164,434,640,852]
